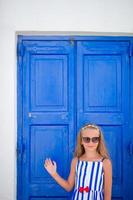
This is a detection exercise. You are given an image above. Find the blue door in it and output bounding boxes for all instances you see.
[17,39,75,200]
[77,40,133,200]
[17,36,133,200]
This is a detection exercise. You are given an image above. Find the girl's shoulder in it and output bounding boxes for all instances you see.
[102,157,112,163]
[102,158,112,170]
[70,157,79,170]
[71,156,78,166]
[72,156,78,163]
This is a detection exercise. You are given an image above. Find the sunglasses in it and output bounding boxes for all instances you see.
[82,136,100,143]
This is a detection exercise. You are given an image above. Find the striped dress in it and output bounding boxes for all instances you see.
[71,158,105,200]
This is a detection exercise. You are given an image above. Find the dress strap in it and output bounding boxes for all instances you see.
[101,157,106,162]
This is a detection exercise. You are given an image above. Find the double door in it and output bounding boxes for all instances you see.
[17,36,133,200]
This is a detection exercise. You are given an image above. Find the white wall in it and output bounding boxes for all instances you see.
[0,0,133,199]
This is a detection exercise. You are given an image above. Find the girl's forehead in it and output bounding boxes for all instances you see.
[81,128,100,137]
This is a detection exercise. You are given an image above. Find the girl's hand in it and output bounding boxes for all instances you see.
[44,158,57,176]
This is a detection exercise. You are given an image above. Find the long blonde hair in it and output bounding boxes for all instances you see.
[74,123,110,159]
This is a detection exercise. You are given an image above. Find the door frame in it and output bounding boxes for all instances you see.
[17,35,133,200]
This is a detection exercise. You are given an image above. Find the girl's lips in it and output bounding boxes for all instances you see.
[87,146,95,148]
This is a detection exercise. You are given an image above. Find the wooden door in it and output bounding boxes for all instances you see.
[17,36,133,200]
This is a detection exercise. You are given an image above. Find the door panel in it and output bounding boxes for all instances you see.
[83,55,121,112]
[30,54,68,112]
[77,41,131,199]
[20,40,75,200]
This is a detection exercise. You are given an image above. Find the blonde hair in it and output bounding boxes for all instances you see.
[74,123,110,159]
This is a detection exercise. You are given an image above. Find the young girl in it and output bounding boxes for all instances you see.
[44,124,112,200]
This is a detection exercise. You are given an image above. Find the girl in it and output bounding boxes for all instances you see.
[44,124,112,200]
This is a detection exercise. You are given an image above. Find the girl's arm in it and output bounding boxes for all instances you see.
[44,157,78,192]
[103,159,112,200]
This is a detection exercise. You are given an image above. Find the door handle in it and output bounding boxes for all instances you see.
[28,112,36,118]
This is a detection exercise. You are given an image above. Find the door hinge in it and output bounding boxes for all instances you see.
[129,42,133,57]
[128,142,133,156]
[17,140,25,157]
[70,38,75,46]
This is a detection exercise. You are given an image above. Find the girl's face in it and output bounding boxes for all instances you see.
[81,128,100,152]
